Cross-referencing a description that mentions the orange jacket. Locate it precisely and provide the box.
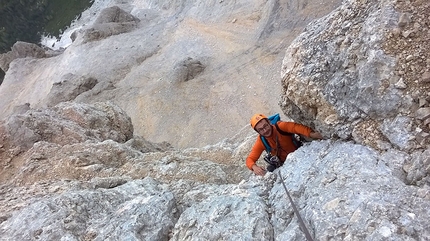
[246,121,313,170]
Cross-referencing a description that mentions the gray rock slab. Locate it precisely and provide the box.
[171,177,276,240]
[270,141,430,240]
[0,178,176,241]
[380,116,415,150]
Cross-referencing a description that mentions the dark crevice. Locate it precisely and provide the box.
[0,69,4,85]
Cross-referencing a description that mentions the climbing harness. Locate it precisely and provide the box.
[278,171,314,241]
[263,132,281,168]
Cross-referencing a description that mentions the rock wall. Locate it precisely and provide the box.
[280,0,430,188]
[0,0,429,240]
[0,102,429,240]
[280,0,430,153]
[0,0,342,148]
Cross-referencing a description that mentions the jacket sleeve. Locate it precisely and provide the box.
[245,137,266,170]
[277,121,313,137]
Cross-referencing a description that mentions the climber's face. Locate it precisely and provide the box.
[255,119,272,137]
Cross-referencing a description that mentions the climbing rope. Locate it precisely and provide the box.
[278,171,314,241]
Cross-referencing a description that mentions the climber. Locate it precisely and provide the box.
[246,114,323,176]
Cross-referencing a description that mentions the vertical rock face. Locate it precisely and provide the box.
[279,0,430,191]
[0,0,342,149]
[0,0,429,240]
[280,0,430,153]
[281,0,400,133]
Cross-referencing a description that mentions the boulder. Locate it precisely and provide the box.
[0,102,133,151]
[172,57,206,83]
[0,41,45,72]
[79,6,141,43]
[46,73,98,107]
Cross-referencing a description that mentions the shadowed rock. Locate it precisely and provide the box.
[46,73,98,107]
[173,57,206,82]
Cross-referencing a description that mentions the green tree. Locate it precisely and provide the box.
[0,0,93,54]
[0,0,48,53]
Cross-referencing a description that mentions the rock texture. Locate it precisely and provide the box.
[280,0,430,188]
[77,5,141,44]
[46,73,98,107]
[271,142,430,240]
[1,178,177,240]
[281,0,430,153]
[173,57,206,83]
[0,101,253,240]
[0,41,45,72]
[0,0,342,148]
[1,102,133,152]
[0,0,429,240]
[0,102,428,240]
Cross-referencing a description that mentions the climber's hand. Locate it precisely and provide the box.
[310,131,323,140]
[252,165,266,176]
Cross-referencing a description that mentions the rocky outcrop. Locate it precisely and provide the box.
[72,6,141,44]
[46,73,98,107]
[172,57,206,83]
[0,101,428,240]
[0,41,45,72]
[280,0,430,153]
[0,102,133,153]
[0,0,429,240]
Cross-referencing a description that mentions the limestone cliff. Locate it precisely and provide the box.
[281,0,430,185]
[0,0,342,148]
[0,0,429,240]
